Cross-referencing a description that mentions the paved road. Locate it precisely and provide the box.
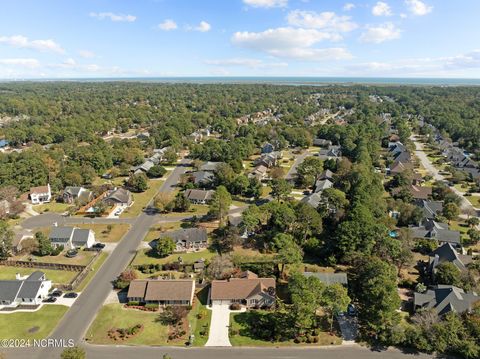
[285,151,310,182]
[3,343,437,359]
[411,135,478,214]
[30,160,191,359]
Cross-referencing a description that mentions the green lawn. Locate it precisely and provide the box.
[86,303,185,345]
[143,222,184,242]
[188,287,211,346]
[14,249,97,266]
[132,248,216,266]
[76,223,130,243]
[0,305,68,340]
[450,220,470,242]
[33,202,72,214]
[230,311,342,347]
[120,178,166,218]
[76,251,109,292]
[0,266,77,285]
[466,195,480,208]
[162,204,209,217]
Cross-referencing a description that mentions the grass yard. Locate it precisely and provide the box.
[188,287,211,346]
[162,204,210,217]
[86,303,175,345]
[232,247,274,264]
[15,249,97,266]
[466,195,480,208]
[143,222,184,242]
[0,266,77,285]
[450,220,470,243]
[0,305,68,340]
[229,311,342,347]
[120,178,166,218]
[76,251,109,292]
[76,223,130,243]
[132,248,216,266]
[92,176,128,187]
[33,202,72,214]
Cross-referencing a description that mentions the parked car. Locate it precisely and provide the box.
[66,249,78,258]
[51,290,63,297]
[93,242,106,249]
[43,297,57,303]
[347,303,357,316]
[63,292,78,298]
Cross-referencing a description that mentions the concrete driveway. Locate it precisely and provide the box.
[205,303,233,347]
[337,314,358,343]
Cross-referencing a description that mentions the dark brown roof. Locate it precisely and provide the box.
[127,279,195,302]
[410,185,432,200]
[210,277,275,300]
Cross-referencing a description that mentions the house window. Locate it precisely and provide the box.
[249,299,257,305]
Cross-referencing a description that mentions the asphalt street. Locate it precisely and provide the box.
[30,160,191,359]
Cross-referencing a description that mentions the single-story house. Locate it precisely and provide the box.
[127,279,195,305]
[191,171,215,186]
[210,271,276,308]
[390,161,413,175]
[318,169,334,181]
[49,226,96,249]
[253,152,282,168]
[29,184,51,204]
[313,138,332,148]
[199,161,223,172]
[314,179,333,193]
[249,165,268,180]
[318,145,342,160]
[103,188,133,207]
[393,185,432,200]
[159,227,208,252]
[62,186,93,204]
[416,200,443,221]
[184,189,214,204]
[428,243,473,276]
[303,272,348,286]
[410,220,461,248]
[0,271,52,308]
[414,285,479,316]
[301,192,322,209]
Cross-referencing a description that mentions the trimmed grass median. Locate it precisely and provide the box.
[0,305,68,340]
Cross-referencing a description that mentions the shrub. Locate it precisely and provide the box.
[145,303,159,310]
[127,301,140,306]
[230,303,241,310]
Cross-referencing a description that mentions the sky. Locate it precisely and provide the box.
[0,0,480,79]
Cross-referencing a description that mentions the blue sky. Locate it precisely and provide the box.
[0,0,479,78]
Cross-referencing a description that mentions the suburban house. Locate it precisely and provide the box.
[414,285,479,316]
[210,271,276,308]
[417,200,443,221]
[303,272,348,286]
[131,160,155,175]
[127,279,195,305]
[301,192,323,209]
[249,165,268,181]
[191,171,215,186]
[261,142,275,154]
[390,161,414,175]
[200,161,223,172]
[393,185,432,200]
[313,138,332,147]
[410,220,461,248]
[49,226,96,249]
[62,186,93,204]
[159,227,208,252]
[428,243,473,277]
[0,271,52,308]
[314,179,333,193]
[29,184,51,204]
[318,145,342,160]
[103,188,133,207]
[184,188,214,204]
[131,147,170,174]
[318,169,334,181]
[253,151,282,168]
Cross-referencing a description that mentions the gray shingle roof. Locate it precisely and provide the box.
[414,285,479,316]
[159,228,207,245]
[49,227,75,241]
[72,229,91,246]
[0,281,23,302]
[428,243,473,273]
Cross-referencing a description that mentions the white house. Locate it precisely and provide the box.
[49,226,96,249]
[29,184,52,204]
[0,271,52,308]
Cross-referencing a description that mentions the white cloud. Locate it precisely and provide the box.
[158,19,178,31]
[343,3,355,11]
[205,58,288,68]
[444,50,480,70]
[194,21,211,32]
[78,50,95,58]
[0,35,64,53]
[232,27,352,61]
[359,22,401,43]
[372,2,393,16]
[0,58,40,68]
[89,12,136,22]
[286,10,358,32]
[243,0,288,8]
[405,0,432,16]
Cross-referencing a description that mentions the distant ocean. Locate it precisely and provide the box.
[3,77,480,86]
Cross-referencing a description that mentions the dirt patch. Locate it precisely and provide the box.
[28,326,40,333]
